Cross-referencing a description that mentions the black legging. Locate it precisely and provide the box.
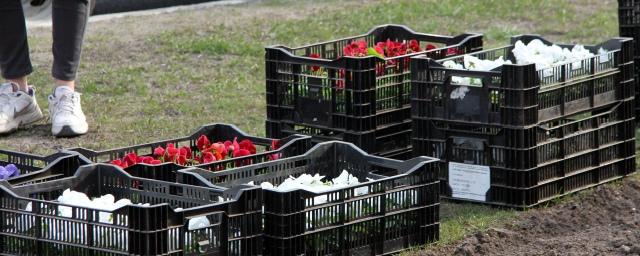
[0,0,89,81]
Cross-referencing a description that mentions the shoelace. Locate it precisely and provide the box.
[54,93,77,116]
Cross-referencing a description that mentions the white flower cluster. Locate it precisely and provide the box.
[443,55,512,86]
[512,39,607,71]
[248,170,417,230]
[249,170,369,205]
[18,189,216,251]
[442,39,610,86]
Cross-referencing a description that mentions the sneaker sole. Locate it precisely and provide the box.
[52,123,88,137]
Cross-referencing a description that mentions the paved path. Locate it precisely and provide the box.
[24,0,247,28]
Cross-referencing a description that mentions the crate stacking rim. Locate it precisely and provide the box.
[65,123,312,180]
[179,141,441,255]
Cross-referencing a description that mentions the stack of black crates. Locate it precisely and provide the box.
[265,24,482,159]
[411,35,636,208]
[619,0,640,118]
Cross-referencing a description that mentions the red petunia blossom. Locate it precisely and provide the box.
[111,159,124,167]
[179,146,193,159]
[153,146,165,157]
[177,154,187,165]
[124,153,138,167]
[231,138,240,154]
[446,47,460,56]
[239,139,257,154]
[214,151,223,161]
[202,152,216,164]
[196,135,211,151]
[166,146,179,162]
[224,141,233,152]
[409,39,420,53]
[374,45,385,57]
[233,148,251,158]
[140,156,155,164]
[150,159,162,165]
[425,44,436,51]
[271,140,281,150]
[343,40,368,57]
[212,142,227,158]
[309,53,321,72]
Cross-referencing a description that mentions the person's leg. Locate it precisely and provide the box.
[51,0,89,89]
[0,0,32,91]
[49,0,89,137]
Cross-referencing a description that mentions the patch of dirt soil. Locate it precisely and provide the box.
[423,176,640,256]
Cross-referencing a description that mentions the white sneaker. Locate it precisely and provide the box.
[0,83,44,134]
[48,88,88,137]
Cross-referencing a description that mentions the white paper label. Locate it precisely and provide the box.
[448,162,491,201]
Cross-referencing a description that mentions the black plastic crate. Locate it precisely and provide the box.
[0,149,85,184]
[180,141,440,255]
[0,163,262,255]
[618,0,640,119]
[266,24,483,157]
[411,35,634,128]
[66,123,312,181]
[4,153,91,186]
[413,98,636,208]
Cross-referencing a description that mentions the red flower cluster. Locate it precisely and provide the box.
[110,135,273,169]
[342,39,436,58]
[343,41,368,57]
[111,153,162,169]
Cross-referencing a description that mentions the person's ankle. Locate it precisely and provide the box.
[54,85,74,97]
[54,79,75,90]
[7,77,28,92]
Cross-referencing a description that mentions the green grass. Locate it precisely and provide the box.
[3,0,635,253]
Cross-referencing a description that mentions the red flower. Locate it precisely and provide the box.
[153,146,165,157]
[141,156,154,164]
[179,146,193,159]
[268,153,281,161]
[111,159,124,168]
[309,53,321,72]
[166,146,179,162]
[343,40,368,57]
[239,139,257,154]
[446,47,461,56]
[224,140,233,152]
[214,151,223,161]
[409,39,420,53]
[271,140,281,150]
[356,41,367,49]
[196,135,211,151]
[374,45,385,57]
[425,44,436,51]
[233,148,251,158]
[202,152,216,164]
[177,154,187,165]
[150,160,162,165]
[212,143,227,159]
[230,138,240,154]
[124,153,138,166]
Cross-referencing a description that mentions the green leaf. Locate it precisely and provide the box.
[367,47,385,59]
